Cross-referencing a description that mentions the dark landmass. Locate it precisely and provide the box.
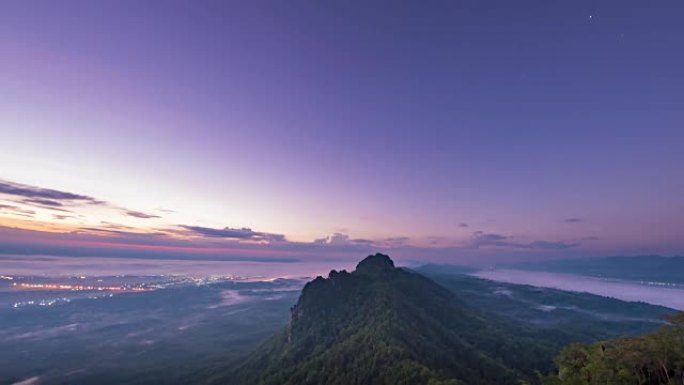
[206,254,674,385]
[1,255,676,385]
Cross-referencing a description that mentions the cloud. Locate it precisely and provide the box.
[383,236,409,246]
[124,210,161,219]
[564,218,583,223]
[81,227,131,235]
[99,221,140,231]
[19,200,73,213]
[4,212,34,218]
[0,226,304,262]
[525,240,578,250]
[314,233,351,245]
[23,198,64,207]
[0,179,167,219]
[180,225,286,242]
[0,180,101,204]
[0,222,603,269]
[459,223,469,228]
[0,203,36,216]
[350,238,374,245]
[472,232,578,250]
[312,233,381,247]
[472,233,508,247]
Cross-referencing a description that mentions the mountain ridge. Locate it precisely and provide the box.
[213,253,556,385]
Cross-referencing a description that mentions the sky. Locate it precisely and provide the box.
[1,0,683,268]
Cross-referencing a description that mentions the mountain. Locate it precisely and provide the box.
[510,256,684,284]
[210,253,558,385]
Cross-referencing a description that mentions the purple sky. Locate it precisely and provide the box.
[1,0,683,266]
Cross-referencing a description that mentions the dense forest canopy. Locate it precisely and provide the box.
[543,313,684,385]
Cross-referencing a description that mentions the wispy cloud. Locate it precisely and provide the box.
[0,226,302,262]
[312,233,379,246]
[472,232,578,250]
[0,180,102,204]
[0,179,168,220]
[22,198,64,207]
[80,227,131,235]
[314,233,350,245]
[124,210,161,219]
[0,180,110,215]
[564,218,583,223]
[0,203,36,216]
[180,225,286,242]
[525,240,578,250]
[472,233,507,247]
[383,236,410,246]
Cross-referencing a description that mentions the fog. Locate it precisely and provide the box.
[474,269,684,310]
[0,254,355,280]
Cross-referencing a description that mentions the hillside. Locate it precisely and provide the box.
[211,253,558,385]
[543,313,684,385]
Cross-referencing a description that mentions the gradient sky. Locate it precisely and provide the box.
[1,0,683,266]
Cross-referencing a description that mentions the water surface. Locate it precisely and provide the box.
[474,269,684,310]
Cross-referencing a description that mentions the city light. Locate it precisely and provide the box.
[12,282,151,292]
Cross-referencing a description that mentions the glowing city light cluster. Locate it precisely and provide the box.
[12,298,71,308]
[12,282,151,292]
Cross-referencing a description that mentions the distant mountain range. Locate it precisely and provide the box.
[510,255,684,284]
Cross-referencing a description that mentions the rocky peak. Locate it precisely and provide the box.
[354,253,395,274]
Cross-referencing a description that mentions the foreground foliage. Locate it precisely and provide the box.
[544,313,684,385]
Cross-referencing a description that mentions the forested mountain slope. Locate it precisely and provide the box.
[210,254,558,385]
[543,313,684,385]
